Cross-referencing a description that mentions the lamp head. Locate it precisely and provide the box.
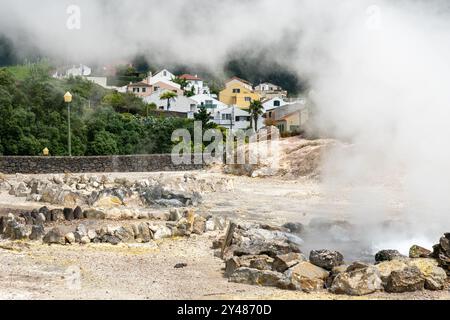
[64,92,73,103]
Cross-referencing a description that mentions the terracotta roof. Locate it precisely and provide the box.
[179,74,202,81]
[127,81,152,87]
[227,76,252,86]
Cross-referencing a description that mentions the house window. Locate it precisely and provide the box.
[232,88,241,94]
[163,71,167,76]
[236,116,250,122]
[273,100,281,107]
[268,111,273,118]
[154,86,159,91]
[142,88,146,93]
[159,106,164,110]
[222,114,231,120]
[245,97,251,102]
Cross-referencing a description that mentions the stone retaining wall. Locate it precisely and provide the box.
[0,154,204,174]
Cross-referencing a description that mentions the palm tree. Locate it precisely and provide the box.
[248,100,264,131]
[160,91,178,110]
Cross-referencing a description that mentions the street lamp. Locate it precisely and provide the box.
[64,92,73,157]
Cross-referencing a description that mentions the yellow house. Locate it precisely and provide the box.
[219,77,261,109]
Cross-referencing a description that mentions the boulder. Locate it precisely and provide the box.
[431,233,450,275]
[114,226,135,243]
[375,249,406,262]
[152,225,172,240]
[73,206,83,220]
[102,235,121,245]
[43,228,66,245]
[0,216,4,234]
[93,195,123,208]
[63,208,74,221]
[80,236,91,244]
[408,258,447,291]
[272,252,306,272]
[309,249,344,270]
[225,255,273,277]
[375,259,410,286]
[50,209,65,222]
[87,229,97,240]
[330,262,383,296]
[83,209,106,220]
[229,267,285,287]
[326,264,348,288]
[192,215,206,235]
[136,223,152,242]
[29,224,45,240]
[39,206,51,222]
[282,222,304,234]
[169,208,182,222]
[385,266,425,293]
[409,245,432,258]
[65,232,76,244]
[281,261,329,292]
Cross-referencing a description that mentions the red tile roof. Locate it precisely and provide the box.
[179,74,202,81]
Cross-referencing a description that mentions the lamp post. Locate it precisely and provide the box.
[64,92,73,157]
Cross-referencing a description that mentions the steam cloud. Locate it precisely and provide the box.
[1,0,450,253]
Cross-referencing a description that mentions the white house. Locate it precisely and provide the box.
[147,69,175,85]
[143,90,198,118]
[212,105,253,131]
[190,94,227,111]
[179,74,210,95]
[262,97,289,111]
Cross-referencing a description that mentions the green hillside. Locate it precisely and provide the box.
[0,63,194,156]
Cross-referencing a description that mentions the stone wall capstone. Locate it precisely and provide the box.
[0,154,204,174]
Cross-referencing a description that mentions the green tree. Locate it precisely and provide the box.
[88,130,119,155]
[159,91,178,110]
[248,100,264,131]
[194,105,213,129]
[172,76,188,90]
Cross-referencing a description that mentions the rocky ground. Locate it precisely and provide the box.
[0,170,449,300]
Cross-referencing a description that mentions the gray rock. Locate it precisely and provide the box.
[65,232,76,244]
[385,266,425,293]
[229,267,285,287]
[103,234,121,245]
[63,208,74,221]
[192,215,206,235]
[87,229,97,240]
[114,226,135,243]
[83,209,106,220]
[282,222,304,234]
[50,209,65,222]
[153,225,172,240]
[137,223,152,243]
[330,262,383,296]
[273,252,306,272]
[375,249,406,262]
[73,206,83,219]
[39,206,51,222]
[29,224,45,240]
[309,249,344,271]
[43,228,66,245]
[281,261,329,292]
[169,208,182,222]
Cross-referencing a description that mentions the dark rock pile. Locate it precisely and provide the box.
[431,233,450,276]
[0,208,226,246]
[216,222,450,296]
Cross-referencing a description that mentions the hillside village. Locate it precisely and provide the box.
[56,64,310,134]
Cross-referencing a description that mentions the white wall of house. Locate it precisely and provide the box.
[212,106,254,131]
[143,90,197,116]
[190,94,227,110]
[262,97,289,111]
[148,69,175,85]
